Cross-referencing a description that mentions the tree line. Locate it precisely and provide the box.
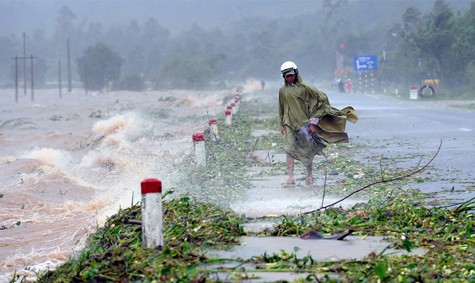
[0,0,474,95]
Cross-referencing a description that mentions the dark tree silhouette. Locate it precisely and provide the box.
[77,42,123,91]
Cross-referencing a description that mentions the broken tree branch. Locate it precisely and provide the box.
[303,139,443,214]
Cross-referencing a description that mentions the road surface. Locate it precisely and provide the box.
[324,90,474,203]
[233,89,474,217]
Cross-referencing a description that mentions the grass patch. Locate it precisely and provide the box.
[35,195,244,282]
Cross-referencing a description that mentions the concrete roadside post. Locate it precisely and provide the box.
[226,105,233,123]
[192,132,206,165]
[208,118,219,142]
[231,102,238,114]
[410,86,418,100]
[141,178,163,249]
[225,109,232,126]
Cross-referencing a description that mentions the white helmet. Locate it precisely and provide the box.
[280,61,298,74]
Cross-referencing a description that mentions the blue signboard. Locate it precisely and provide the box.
[354,55,378,71]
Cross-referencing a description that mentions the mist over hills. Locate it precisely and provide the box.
[1,0,324,36]
[1,0,472,90]
[1,0,470,37]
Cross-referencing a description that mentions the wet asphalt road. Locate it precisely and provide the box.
[234,89,473,217]
[326,90,474,202]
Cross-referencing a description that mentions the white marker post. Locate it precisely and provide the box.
[192,132,206,165]
[225,109,232,126]
[141,178,163,249]
[226,105,233,118]
[410,86,418,100]
[208,118,219,142]
[231,102,238,114]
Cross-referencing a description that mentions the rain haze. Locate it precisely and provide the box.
[1,0,474,282]
[0,0,471,84]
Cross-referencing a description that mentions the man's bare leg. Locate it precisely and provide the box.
[286,153,295,184]
[306,164,313,184]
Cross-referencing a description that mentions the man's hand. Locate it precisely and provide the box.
[280,125,285,134]
[309,124,317,134]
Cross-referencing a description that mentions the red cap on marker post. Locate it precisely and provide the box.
[225,109,232,126]
[208,118,219,142]
[141,178,162,194]
[192,132,206,165]
[192,132,204,142]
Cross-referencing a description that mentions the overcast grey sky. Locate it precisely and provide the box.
[0,0,326,36]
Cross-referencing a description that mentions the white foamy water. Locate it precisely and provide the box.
[230,175,364,218]
[0,88,234,282]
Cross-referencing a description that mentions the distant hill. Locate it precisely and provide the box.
[1,0,470,37]
[0,0,324,36]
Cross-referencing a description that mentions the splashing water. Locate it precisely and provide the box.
[23,148,73,170]
[0,89,231,282]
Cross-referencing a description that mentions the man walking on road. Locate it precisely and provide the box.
[278,61,358,186]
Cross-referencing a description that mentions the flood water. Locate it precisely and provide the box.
[208,235,426,261]
[205,235,426,283]
[0,87,237,282]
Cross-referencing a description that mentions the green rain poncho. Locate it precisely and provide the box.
[279,73,358,167]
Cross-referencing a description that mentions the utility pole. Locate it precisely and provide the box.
[84,63,88,95]
[23,32,27,95]
[58,60,62,98]
[11,55,36,102]
[12,56,19,103]
[67,36,72,92]
[30,55,34,101]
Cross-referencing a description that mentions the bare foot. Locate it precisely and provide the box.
[281,179,295,188]
[306,176,313,185]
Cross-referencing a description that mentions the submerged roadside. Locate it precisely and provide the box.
[27,89,475,282]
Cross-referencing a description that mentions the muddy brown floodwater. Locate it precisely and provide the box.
[0,88,235,282]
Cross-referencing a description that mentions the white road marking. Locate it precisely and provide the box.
[458,128,472,132]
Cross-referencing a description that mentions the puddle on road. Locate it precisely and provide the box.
[205,236,426,282]
[231,175,365,218]
[209,271,326,283]
[410,181,475,208]
[209,236,425,261]
[412,181,475,195]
